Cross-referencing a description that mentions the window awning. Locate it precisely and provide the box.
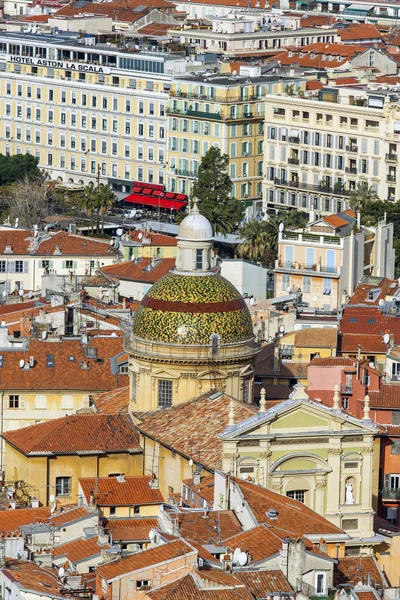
[125,193,187,211]
[344,3,374,12]
[270,293,299,304]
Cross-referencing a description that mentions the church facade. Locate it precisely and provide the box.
[220,385,380,541]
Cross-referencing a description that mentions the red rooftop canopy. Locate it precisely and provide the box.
[125,183,188,211]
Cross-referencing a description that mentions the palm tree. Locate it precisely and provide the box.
[238,220,269,263]
[207,206,232,237]
[77,184,96,233]
[350,183,379,214]
[97,185,116,234]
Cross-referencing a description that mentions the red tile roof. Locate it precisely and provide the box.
[0,230,119,257]
[177,510,242,544]
[236,479,343,536]
[347,281,398,306]
[3,414,140,456]
[306,80,324,91]
[93,387,130,414]
[369,385,400,409]
[0,507,50,535]
[79,476,163,506]
[101,258,175,283]
[224,524,282,561]
[182,474,215,505]
[53,536,109,564]
[103,518,160,542]
[95,540,195,581]
[147,572,254,600]
[0,336,128,391]
[334,556,387,588]
[323,214,351,228]
[234,570,293,596]
[338,333,388,354]
[130,229,177,246]
[136,393,257,471]
[294,328,337,348]
[333,77,360,85]
[309,357,356,367]
[55,0,174,21]
[340,24,382,41]
[1,560,65,597]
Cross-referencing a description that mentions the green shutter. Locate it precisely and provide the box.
[62,261,66,269]
[73,261,77,269]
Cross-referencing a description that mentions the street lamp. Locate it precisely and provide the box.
[312,295,318,314]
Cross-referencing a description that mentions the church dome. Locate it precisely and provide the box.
[132,271,254,346]
[177,203,214,242]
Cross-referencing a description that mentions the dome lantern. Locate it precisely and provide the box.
[175,199,214,273]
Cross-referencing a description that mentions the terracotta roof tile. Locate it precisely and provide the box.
[54,0,174,21]
[3,414,139,455]
[338,333,388,354]
[0,336,128,391]
[53,536,109,564]
[0,507,50,535]
[294,328,337,348]
[48,506,93,527]
[129,230,176,246]
[323,214,350,228]
[95,540,195,580]
[136,393,257,471]
[235,570,293,595]
[236,479,343,536]
[147,573,253,600]
[355,592,380,600]
[224,524,282,561]
[177,510,242,544]
[93,387,130,414]
[36,231,119,257]
[101,258,175,283]
[306,80,324,91]
[309,357,356,367]
[1,559,65,597]
[333,77,360,85]
[369,385,400,409]
[340,24,382,41]
[182,474,215,505]
[347,281,399,306]
[103,518,160,542]
[334,557,387,588]
[79,476,163,506]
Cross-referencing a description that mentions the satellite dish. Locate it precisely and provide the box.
[19,359,25,368]
[50,501,57,514]
[58,567,65,579]
[109,238,114,245]
[18,289,24,297]
[233,548,241,562]
[383,333,390,344]
[33,224,38,230]
[238,551,248,566]
[149,529,156,541]
[188,458,193,467]
[379,299,384,307]
[116,228,123,237]
[279,325,285,333]
[34,230,38,237]
[50,494,55,502]
[250,297,255,306]
[278,222,284,232]
[312,296,318,303]
[42,331,47,340]
[2,291,6,297]
[286,287,291,293]
[28,291,33,299]
[138,232,143,240]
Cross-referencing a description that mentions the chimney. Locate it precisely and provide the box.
[193,470,201,486]
[122,298,126,310]
[97,525,109,546]
[20,314,32,337]
[220,553,233,572]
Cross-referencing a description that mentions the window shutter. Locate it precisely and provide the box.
[62,261,66,269]
[384,473,390,488]
[49,261,54,269]
[23,261,28,273]
[3,398,8,410]
[19,396,26,409]
[74,261,77,269]
[7,261,15,273]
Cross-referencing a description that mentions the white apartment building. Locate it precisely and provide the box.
[263,87,400,215]
[0,30,202,192]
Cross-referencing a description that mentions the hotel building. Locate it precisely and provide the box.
[0,30,197,193]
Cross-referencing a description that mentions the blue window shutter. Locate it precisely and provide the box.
[23,261,28,273]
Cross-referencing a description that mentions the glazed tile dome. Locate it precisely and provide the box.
[132,271,254,345]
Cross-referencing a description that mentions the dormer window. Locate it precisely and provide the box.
[4,244,13,254]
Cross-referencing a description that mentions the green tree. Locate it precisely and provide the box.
[350,182,379,213]
[238,220,269,263]
[191,147,245,235]
[77,184,97,233]
[97,185,116,233]
[0,154,41,186]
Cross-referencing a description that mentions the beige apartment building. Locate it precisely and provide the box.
[263,87,400,215]
[167,70,306,217]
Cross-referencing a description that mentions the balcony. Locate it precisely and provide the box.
[288,157,300,165]
[346,145,358,153]
[289,136,300,143]
[279,344,294,358]
[386,153,398,162]
[273,178,351,197]
[382,487,400,500]
[345,167,357,174]
[340,384,353,395]
[387,174,397,183]
[277,259,339,272]
[175,169,197,178]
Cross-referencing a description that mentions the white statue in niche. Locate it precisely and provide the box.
[345,482,355,505]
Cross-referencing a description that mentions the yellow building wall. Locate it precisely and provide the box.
[100,504,161,518]
[4,443,142,506]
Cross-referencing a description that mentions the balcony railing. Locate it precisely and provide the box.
[175,169,197,178]
[345,167,357,174]
[273,178,352,197]
[382,487,400,500]
[346,145,358,153]
[277,260,338,273]
[387,175,397,182]
[289,136,300,143]
[288,157,300,165]
[386,153,398,161]
[340,384,353,395]
[280,231,342,246]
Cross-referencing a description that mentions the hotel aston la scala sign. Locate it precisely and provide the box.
[7,55,112,74]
